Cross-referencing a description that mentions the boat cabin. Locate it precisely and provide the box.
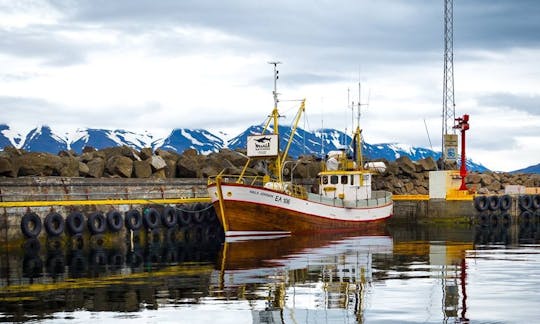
[318,171,372,201]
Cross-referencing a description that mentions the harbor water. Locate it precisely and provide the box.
[1,220,540,323]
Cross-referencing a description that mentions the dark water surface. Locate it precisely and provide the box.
[1,221,540,323]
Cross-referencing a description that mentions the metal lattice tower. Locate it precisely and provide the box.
[442,0,456,160]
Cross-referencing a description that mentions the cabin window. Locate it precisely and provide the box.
[330,175,338,184]
[351,175,354,185]
[341,175,348,184]
[322,176,328,184]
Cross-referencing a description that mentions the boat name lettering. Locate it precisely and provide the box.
[275,196,291,205]
[249,190,260,195]
[260,192,274,198]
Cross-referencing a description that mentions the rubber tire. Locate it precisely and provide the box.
[178,208,192,226]
[21,212,42,238]
[192,203,205,224]
[44,212,65,237]
[474,196,489,212]
[501,212,511,228]
[519,195,532,211]
[143,208,160,230]
[532,194,540,210]
[487,196,500,211]
[125,209,143,231]
[499,195,512,211]
[161,207,177,228]
[87,212,107,235]
[106,210,123,232]
[66,211,85,235]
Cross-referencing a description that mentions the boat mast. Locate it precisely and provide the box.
[354,81,364,170]
[269,61,283,182]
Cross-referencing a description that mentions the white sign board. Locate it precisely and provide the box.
[444,134,458,161]
[247,134,279,157]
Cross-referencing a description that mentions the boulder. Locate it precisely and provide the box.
[133,160,152,178]
[150,155,167,171]
[59,156,80,177]
[139,147,153,160]
[16,152,62,176]
[416,157,437,172]
[86,158,105,178]
[106,156,133,178]
[0,157,15,177]
[396,156,416,176]
[78,162,90,176]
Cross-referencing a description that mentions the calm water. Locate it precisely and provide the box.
[1,221,540,323]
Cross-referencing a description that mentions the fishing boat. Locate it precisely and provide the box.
[207,64,393,237]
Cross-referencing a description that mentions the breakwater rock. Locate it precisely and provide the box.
[1,146,538,194]
[371,156,540,195]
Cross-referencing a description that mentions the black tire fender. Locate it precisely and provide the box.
[66,211,85,235]
[499,195,512,211]
[519,195,532,211]
[474,196,489,212]
[106,210,123,232]
[161,206,178,228]
[87,212,107,235]
[487,196,500,211]
[44,212,65,236]
[532,194,540,210]
[143,208,160,229]
[21,212,42,238]
[125,209,143,231]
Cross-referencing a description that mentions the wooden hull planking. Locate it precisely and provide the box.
[208,183,392,235]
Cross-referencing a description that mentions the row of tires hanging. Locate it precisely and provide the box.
[474,194,540,230]
[474,194,540,212]
[20,203,218,238]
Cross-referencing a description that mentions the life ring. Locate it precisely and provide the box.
[473,196,489,212]
[519,195,532,211]
[192,203,205,224]
[125,209,142,231]
[499,195,512,211]
[106,210,123,232]
[143,208,160,229]
[161,206,178,228]
[87,212,107,235]
[44,212,65,236]
[532,194,540,210]
[21,212,42,238]
[178,207,192,226]
[66,211,85,235]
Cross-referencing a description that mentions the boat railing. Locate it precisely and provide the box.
[208,174,265,187]
[307,190,392,208]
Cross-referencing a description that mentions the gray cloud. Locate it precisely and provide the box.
[477,92,540,116]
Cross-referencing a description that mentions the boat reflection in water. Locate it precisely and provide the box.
[215,229,393,323]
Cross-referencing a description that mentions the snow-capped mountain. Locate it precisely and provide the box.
[153,129,224,155]
[0,123,492,171]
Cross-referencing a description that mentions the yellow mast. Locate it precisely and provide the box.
[269,61,283,183]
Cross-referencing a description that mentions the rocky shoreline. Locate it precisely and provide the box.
[1,146,538,195]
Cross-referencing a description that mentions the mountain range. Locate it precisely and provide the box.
[0,123,501,172]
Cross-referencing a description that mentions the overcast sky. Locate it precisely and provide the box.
[1,0,539,171]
